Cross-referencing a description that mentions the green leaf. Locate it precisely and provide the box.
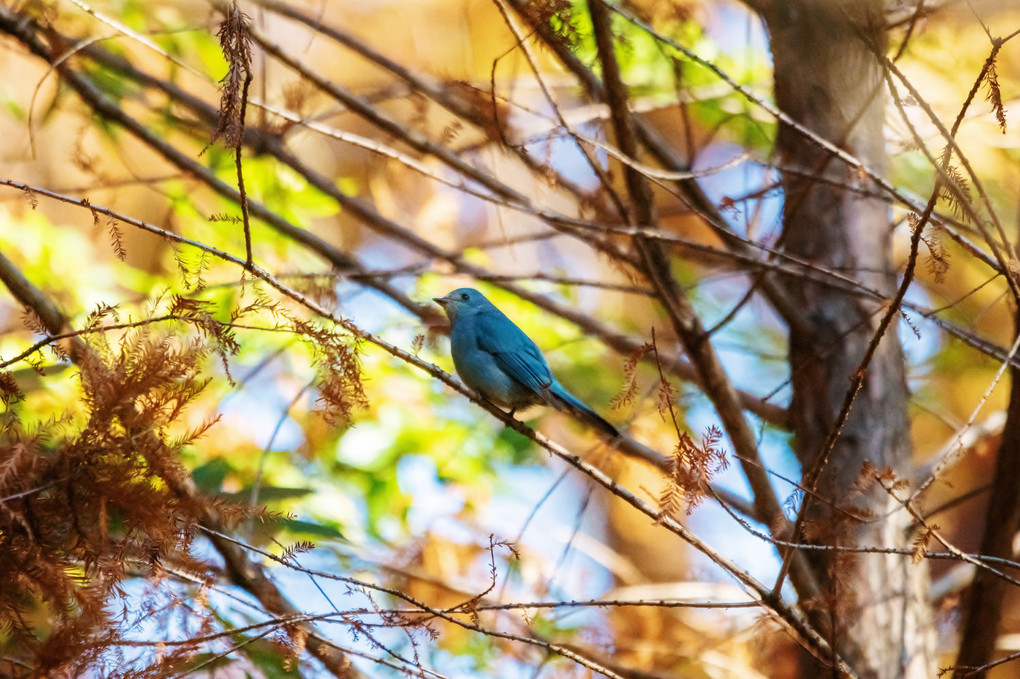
[192,457,232,492]
[279,518,347,541]
[221,486,314,503]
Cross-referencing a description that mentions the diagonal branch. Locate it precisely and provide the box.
[505,0,811,336]
[0,8,789,432]
[584,0,820,602]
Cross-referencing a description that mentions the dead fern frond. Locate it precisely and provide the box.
[208,212,243,224]
[167,295,240,383]
[21,184,38,209]
[411,334,425,355]
[21,307,49,336]
[921,223,950,283]
[911,525,938,564]
[81,302,120,332]
[853,460,879,495]
[983,59,1007,133]
[658,425,729,521]
[280,541,315,562]
[656,375,678,422]
[610,341,652,410]
[0,371,24,406]
[936,148,972,220]
[212,6,254,148]
[106,218,126,261]
[288,317,368,428]
[193,251,210,293]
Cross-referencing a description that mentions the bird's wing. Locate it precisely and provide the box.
[474,310,552,394]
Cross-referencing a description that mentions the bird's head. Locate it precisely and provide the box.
[433,288,491,322]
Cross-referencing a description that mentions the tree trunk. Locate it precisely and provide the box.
[761,2,934,676]
[953,311,1020,676]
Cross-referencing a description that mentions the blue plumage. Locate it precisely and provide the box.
[434,288,618,438]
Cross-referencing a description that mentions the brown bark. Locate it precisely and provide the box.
[953,313,1020,677]
[761,1,934,677]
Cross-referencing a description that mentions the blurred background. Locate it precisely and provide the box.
[2,0,1020,676]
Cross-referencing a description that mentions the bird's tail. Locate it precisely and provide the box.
[546,380,619,439]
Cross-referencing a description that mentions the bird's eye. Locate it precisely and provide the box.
[460,293,469,300]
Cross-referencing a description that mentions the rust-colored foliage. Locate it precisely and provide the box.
[289,317,369,427]
[982,59,1007,133]
[0,370,23,406]
[0,324,226,672]
[658,426,728,520]
[936,147,973,220]
[610,341,653,410]
[212,5,253,148]
[0,278,368,674]
[912,524,939,564]
[916,215,950,284]
[521,0,581,48]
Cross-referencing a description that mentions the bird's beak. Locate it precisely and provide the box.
[433,296,448,307]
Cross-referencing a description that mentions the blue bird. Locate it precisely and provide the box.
[434,288,618,438]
